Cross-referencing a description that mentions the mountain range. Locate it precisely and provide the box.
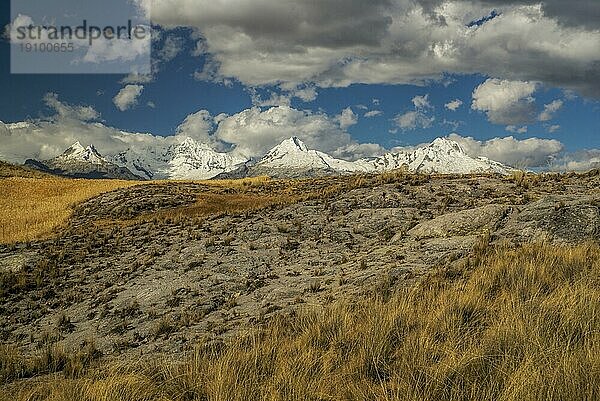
[23,136,514,180]
[24,142,144,180]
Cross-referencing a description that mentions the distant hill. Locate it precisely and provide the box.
[0,160,54,179]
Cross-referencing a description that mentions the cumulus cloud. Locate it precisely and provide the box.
[133,0,600,97]
[43,93,100,121]
[448,133,563,167]
[551,150,600,172]
[336,107,358,129]
[214,106,357,159]
[175,110,216,145]
[412,94,432,109]
[394,111,435,130]
[472,79,538,125]
[445,99,463,111]
[0,95,172,163]
[394,93,435,130]
[113,85,144,111]
[538,99,564,121]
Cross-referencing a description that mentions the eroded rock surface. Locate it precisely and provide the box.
[1,172,600,361]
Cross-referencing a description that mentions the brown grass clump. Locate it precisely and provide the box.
[3,242,600,400]
[0,177,140,243]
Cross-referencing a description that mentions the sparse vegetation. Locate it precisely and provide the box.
[2,242,600,400]
[4,166,600,400]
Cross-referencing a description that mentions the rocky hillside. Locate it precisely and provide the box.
[1,170,599,363]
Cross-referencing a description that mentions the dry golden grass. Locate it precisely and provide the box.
[0,177,141,243]
[0,161,52,179]
[3,241,599,400]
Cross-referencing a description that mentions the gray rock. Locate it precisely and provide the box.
[404,204,511,240]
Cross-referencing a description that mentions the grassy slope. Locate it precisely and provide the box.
[0,161,142,243]
[2,241,599,400]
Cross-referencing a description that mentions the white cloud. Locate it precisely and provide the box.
[280,84,318,102]
[445,99,463,111]
[175,109,216,146]
[213,106,358,159]
[412,94,431,109]
[43,93,100,121]
[113,85,144,111]
[364,110,383,118]
[472,79,538,125]
[249,85,318,107]
[336,107,358,129]
[120,73,154,85]
[332,142,386,160]
[82,37,150,65]
[442,119,462,130]
[551,150,600,172]
[157,35,185,62]
[538,99,564,121]
[448,133,563,167]
[506,125,528,134]
[393,111,434,130]
[548,124,561,133]
[250,90,292,107]
[0,95,173,163]
[133,1,600,97]
[394,93,435,130]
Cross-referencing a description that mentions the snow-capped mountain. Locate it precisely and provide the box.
[23,136,513,180]
[243,136,513,178]
[364,137,512,175]
[250,137,369,178]
[25,142,143,180]
[107,137,248,180]
[54,142,105,165]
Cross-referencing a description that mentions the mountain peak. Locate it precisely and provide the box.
[428,137,465,154]
[277,137,309,152]
[58,142,105,165]
[65,141,85,154]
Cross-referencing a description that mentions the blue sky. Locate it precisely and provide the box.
[1,0,599,168]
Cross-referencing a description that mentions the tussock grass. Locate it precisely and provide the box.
[3,242,600,400]
[0,177,140,243]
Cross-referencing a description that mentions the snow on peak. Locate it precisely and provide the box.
[429,137,466,154]
[267,137,309,156]
[107,136,248,180]
[43,136,511,180]
[258,137,367,173]
[58,142,105,165]
[366,138,511,175]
